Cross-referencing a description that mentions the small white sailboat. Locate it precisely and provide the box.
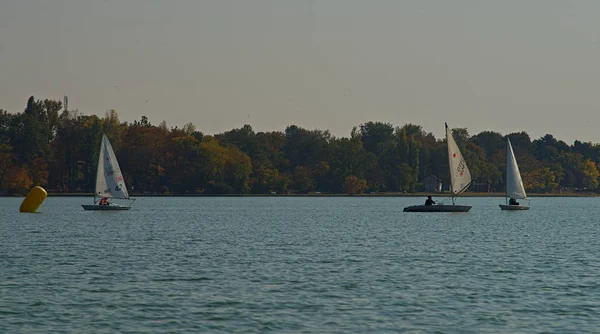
[404,123,472,212]
[82,134,135,211]
[499,138,530,210]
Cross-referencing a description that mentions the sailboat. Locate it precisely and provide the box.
[82,134,135,211]
[404,122,472,212]
[499,138,530,210]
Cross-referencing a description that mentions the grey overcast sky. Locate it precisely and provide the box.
[1,0,599,143]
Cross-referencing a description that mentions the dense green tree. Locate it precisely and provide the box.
[344,175,368,194]
[472,131,504,159]
[2,96,600,195]
[581,159,600,190]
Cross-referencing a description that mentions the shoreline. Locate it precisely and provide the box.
[2,192,598,198]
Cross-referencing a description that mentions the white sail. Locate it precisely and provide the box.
[505,138,527,199]
[446,123,472,196]
[95,134,129,199]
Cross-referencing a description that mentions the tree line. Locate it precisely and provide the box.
[1,96,600,195]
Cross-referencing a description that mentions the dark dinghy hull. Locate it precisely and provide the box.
[403,204,472,213]
[499,204,530,211]
[82,205,131,211]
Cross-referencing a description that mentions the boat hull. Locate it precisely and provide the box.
[499,204,529,210]
[403,204,472,212]
[82,205,131,211]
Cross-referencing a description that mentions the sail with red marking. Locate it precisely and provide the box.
[446,123,472,195]
[95,134,129,199]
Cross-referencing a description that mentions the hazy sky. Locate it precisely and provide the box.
[1,0,600,143]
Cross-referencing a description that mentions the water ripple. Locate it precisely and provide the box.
[2,196,600,333]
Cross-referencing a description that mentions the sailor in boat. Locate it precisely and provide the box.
[99,197,110,206]
[508,197,519,206]
[425,195,436,206]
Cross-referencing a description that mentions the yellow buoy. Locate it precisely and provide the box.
[19,186,48,213]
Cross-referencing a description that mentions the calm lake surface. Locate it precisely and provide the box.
[2,196,600,333]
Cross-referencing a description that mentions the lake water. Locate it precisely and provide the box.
[1,196,600,333]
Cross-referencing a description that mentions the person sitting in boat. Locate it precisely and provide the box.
[99,197,109,206]
[508,197,519,205]
[425,195,436,206]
